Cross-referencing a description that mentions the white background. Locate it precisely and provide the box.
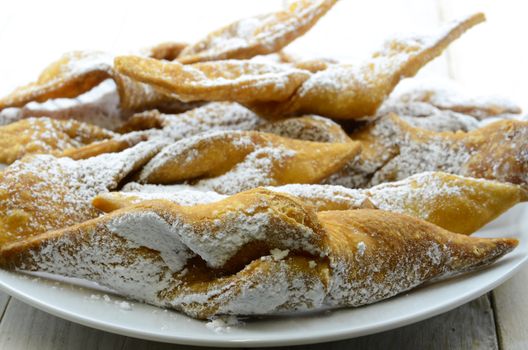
[0,0,526,110]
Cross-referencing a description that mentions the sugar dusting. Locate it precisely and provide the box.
[139,130,298,195]
[179,0,335,62]
[157,102,266,141]
[0,80,122,130]
[0,139,164,242]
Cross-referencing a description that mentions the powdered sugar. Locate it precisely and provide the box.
[157,102,266,141]
[258,115,349,142]
[0,80,122,130]
[0,139,164,244]
[393,79,522,120]
[178,0,336,63]
[205,316,242,333]
[196,146,296,194]
[139,130,301,195]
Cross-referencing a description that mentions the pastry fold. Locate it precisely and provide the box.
[177,0,337,64]
[0,188,517,319]
[94,172,527,235]
[328,115,528,189]
[138,130,361,193]
[115,14,484,121]
[0,117,115,164]
[0,139,165,245]
[0,46,195,114]
[114,57,311,104]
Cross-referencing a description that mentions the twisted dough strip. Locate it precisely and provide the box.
[0,80,123,130]
[94,172,527,235]
[374,81,523,132]
[253,13,485,119]
[121,102,348,143]
[114,58,311,104]
[177,0,337,63]
[0,188,517,319]
[327,115,528,190]
[115,14,484,120]
[138,130,360,194]
[0,117,115,164]
[0,45,193,114]
[0,140,165,245]
[118,102,266,137]
[393,84,522,120]
[257,114,350,143]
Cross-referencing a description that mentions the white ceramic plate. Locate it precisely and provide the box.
[0,204,527,348]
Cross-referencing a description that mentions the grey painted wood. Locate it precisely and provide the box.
[492,265,528,350]
[0,295,496,350]
[0,298,228,350]
[264,295,498,350]
[0,292,10,322]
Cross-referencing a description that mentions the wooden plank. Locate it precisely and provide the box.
[0,295,497,350]
[0,298,126,350]
[0,292,10,322]
[0,298,231,350]
[267,295,498,350]
[438,2,528,348]
[492,266,528,350]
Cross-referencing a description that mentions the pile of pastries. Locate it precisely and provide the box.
[0,0,526,320]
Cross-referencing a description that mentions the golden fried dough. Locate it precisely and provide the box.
[257,115,351,142]
[114,57,311,103]
[178,0,337,63]
[115,14,484,121]
[0,140,164,245]
[119,102,266,138]
[0,117,115,164]
[139,130,361,193]
[396,84,522,119]
[0,51,112,110]
[319,209,516,307]
[146,41,188,61]
[253,13,485,119]
[0,189,516,318]
[329,114,528,189]
[0,49,195,115]
[94,172,526,235]
[58,132,148,160]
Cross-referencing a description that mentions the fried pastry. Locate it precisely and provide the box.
[0,189,516,319]
[0,1,522,324]
[0,49,194,115]
[121,103,349,144]
[94,172,526,235]
[177,0,337,64]
[328,114,528,189]
[395,84,522,119]
[114,57,311,104]
[146,41,188,61]
[138,130,361,193]
[0,51,112,109]
[0,139,164,245]
[257,115,350,143]
[253,13,485,120]
[57,131,149,160]
[116,14,484,121]
[119,102,266,139]
[0,80,122,130]
[377,99,481,132]
[0,117,115,164]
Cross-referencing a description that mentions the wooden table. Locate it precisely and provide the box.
[0,0,527,349]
